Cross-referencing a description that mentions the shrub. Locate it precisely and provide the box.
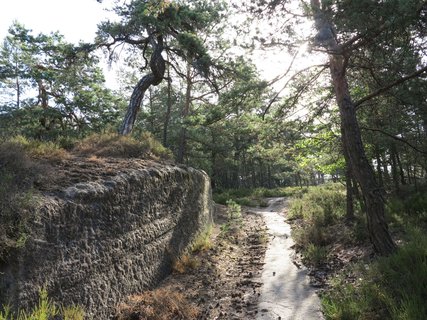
[289,184,346,249]
[7,135,69,161]
[74,132,172,160]
[304,243,328,267]
[226,199,242,221]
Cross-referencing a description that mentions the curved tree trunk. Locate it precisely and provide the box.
[311,0,396,255]
[120,36,165,135]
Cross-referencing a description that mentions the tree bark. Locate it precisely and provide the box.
[120,36,165,135]
[310,0,396,255]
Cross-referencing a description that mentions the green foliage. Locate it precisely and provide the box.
[218,199,243,234]
[304,243,328,267]
[191,224,213,253]
[322,228,427,320]
[288,183,346,224]
[0,23,122,140]
[213,187,308,207]
[7,135,69,161]
[0,289,84,320]
[384,189,427,245]
[226,199,242,221]
[288,184,352,267]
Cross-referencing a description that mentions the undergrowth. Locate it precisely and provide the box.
[289,183,427,319]
[191,225,213,253]
[288,183,348,266]
[213,186,308,207]
[219,199,243,234]
[322,227,427,320]
[0,289,84,320]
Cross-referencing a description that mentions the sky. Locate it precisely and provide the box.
[0,0,114,44]
[0,0,323,92]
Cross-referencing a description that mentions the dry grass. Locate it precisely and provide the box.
[172,254,200,274]
[115,288,199,320]
[74,132,172,160]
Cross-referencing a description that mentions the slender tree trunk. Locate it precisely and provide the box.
[375,146,384,188]
[210,131,217,189]
[15,56,20,109]
[177,61,192,163]
[16,77,20,109]
[382,154,390,186]
[163,63,172,146]
[311,0,396,255]
[390,144,400,193]
[396,152,406,185]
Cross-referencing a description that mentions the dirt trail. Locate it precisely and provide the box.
[250,198,324,320]
[115,199,324,319]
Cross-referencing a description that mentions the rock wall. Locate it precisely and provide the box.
[0,163,213,318]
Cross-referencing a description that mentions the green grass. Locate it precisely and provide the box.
[304,243,328,267]
[7,135,69,161]
[285,184,427,319]
[191,225,213,253]
[322,227,427,320]
[0,289,84,320]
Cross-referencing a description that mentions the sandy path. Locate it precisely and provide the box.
[251,198,324,320]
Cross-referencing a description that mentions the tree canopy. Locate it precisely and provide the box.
[1,0,426,256]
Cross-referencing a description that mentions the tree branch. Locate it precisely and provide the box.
[355,64,427,109]
[262,64,329,119]
[360,126,427,154]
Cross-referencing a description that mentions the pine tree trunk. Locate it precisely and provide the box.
[310,0,396,255]
[330,54,396,255]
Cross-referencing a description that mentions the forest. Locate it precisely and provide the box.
[1,0,426,319]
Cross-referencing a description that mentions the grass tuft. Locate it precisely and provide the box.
[0,289,84,320]
[191,225,213,253]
